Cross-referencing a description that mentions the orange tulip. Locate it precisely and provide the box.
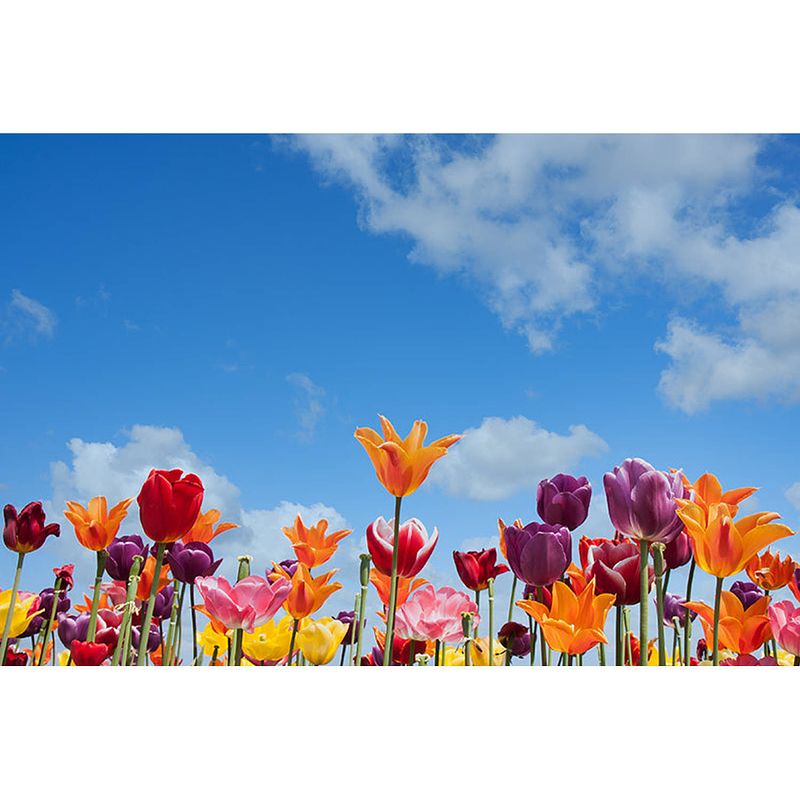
[136,555,171,602]
[281,515,352,568]
[516,579,614,655]
[64,496,133,551]
[74,592,114,614]
[745,549,796,591]
[354,415,461,498]
[370,569,428,608]
[685,591,771,654]
[274,563,342,620]
[676,500,792,578]
[680,472,757,519]
[564,563,589,595]
[181,508,238,544]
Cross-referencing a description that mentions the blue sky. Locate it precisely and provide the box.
[2,134,800,629]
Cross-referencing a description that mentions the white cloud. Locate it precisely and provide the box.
[6,289,56,338]
[293,134,800,412]
[286,372,325,442]
[786,482,800,512]
[430,415,608,501]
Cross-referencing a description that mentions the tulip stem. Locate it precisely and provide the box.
[794,655,800,667]
[462,612,473,666]
[211,644,219,666]
[164,579,181,666]
[712,576,723,666]
[639,540,650,666]
[598,642,606,666]
[536,586,548,666]
[529,618,536,666]
[382,495,403,668]
[671,617,681,665]
[474,589,481,635]
[136,542,166,666]
[190,582,199,664]
[487,578,495,666]
[287,618,300,666]
[86,549,109,643]
[230,628,242,666]
[0,552,26,666]
[354,555,370,666]
[663,567,671,596]
[36,576,63,667]
[615,604,623,666]
[622,606,632,665]
[683,559,695,667]
[652,544,666,666]
[112,555,142,666]
[507,575,518,623]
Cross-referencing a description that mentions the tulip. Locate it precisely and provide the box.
[767,600,800,660]
[369,570,427,608]
[335,610,358,646]
[242,615,299,663]
[452,548,509,593]
[685,591,771,656]
[70,640,110,666]
[393,585,479,644]
[729,581,764,610]
[444,636,505,666]
[537,473,591,531]
[498,621,531,660]
[663,530,692,570]
[137,469,204,544]
[745,549,795,592]
[181,508,238,545]
[0,589,41,640]
[281,515,352,569]
[367,516,438,579]
[130,622,161,656]
[3,648,28,666]
[197,621,229,663]
[354,415,462,500]
[23,585,71,637]
[152,584,175,621]
[195,575,291,635]
[720,653,777,666]
[296,617,348,665]
[166,541,221,584]
[63,496,132,552]
[681,472,756,518]
[584,538,653,606]
[662,593,695,628]
[504,522,571,588]
[52,564,75,591]
[517,579,614,657]
[4,502,60,553]
[106,535,149,581]
[369,629,422,667]
[273,563,342,622]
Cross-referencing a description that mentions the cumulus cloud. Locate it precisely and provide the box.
[5,289,56,339]
[786,482,800,512]
[292,134,800,412]
[287,372,326,442]
[430,415,608,501]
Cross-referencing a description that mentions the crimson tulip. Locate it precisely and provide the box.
[452,548,509,592]
[70,640,110,666]
[3,502,60,553]
[137,469,204,544]
[584,538,653,606]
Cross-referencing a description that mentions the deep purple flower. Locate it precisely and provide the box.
[57,612,92,647]
[603,458,685,544]
[166,541,221,584]
[498,621,531,658]
[276,559,298,579]
[131,622,161,653]
[22,586,71,637]
[661,592,696,628]
[152,585,175,620]
[335,610,358,646]
[730,580,764,610]
[504,522,571,588]
[106,535,149,582]
[537,474,591,531]
[663,530,692,569]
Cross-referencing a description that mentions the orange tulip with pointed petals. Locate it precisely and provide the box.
[369,569,427,608]
[281,515,352,568]
[680,472,757,519]
[685,591,771,654]
[516,578,614,655]
[181,509,238,544]
[354,415,461,498]
[676,500,792,578]
[274,564,342,620]
[64,496,133,551]
[745,549,796,592]
[135,555,171,603]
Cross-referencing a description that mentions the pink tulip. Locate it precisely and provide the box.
[195,575,290,633]
[393,584,478,643]
[366,516,438,578]
[768,599,800,656]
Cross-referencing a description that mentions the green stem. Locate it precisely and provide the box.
[86,549,108,643]
[615,604,623,666]
[230,628,242,666]
[507,575,518,623]
[623,606,632,665]
[382,496,403,667]
[794,655,800,666]
[462,612,473,666]
[712,576,723,666]
[487,578,494,666]
[598,642,606,666]
[639,540,650,666]
[653,544,666,666]
[683,558,695,667]
[36,576,63,666]
[163,580,181,666]
[536,586,548,666]
[112,555,142,666]
[190,582,199,664]
[354,554,370,666]
[671,621,678,666]
[663,567,671,596]
[287,618,299,666]
[0,552,25,665]
[136,542,166,666]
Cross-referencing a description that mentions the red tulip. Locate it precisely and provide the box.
[452,548,509,591]
[366,517,437,578]
[137,469,204,544]
[70,640,110,666]
[584,537,654,606]
[3,502,60,553]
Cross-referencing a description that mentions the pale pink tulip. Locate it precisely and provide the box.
[768,599,800,656]
[393,584,478,643]
[195,574,290,633]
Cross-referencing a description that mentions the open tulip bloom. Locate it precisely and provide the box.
[1,452,799,668]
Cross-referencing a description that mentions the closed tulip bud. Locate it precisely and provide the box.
[70,640,110,666]
[662,592,695,628]
[359,553,371,587]
[131,622,161,654]
[137,469,204,544]
[504,522,571,588]
[152,585,175,621]
[335,610,358,645]
[106,535,150,581]
[537,473,592,531]
[585,538,653,606]
[166,541,222,584]
[663,529,692,569]
[452,548,509,592]
[729,580,764,610]
[498,621,531,658]
[53,564,75,591]
[696,638,708,662]
[3,502,60,553]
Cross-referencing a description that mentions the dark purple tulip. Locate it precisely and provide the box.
[57,612,91,648]
[663,530,692,570]
[22,587,71,637]
[537,474,591,531]
[152,585,175,620]
[335,610,358,646]
[603,458,685,545]
[131,623,161,653]
[106,535,149,581]
[498,621,531,658]
[661,592,696,628]
[166,541,222,584]
[504,522,571,588]
[730,581,764,610]
[278,559,298,578]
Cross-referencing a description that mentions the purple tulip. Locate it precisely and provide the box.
[166,541,222,584]
[335,610,358,646]
[131,622,161,653]
[152,585,175,620]
[730,580,764,610]
[603,458,685,545]
[498,621,531,658]
[663,530,692,569]
[22,586,71,637]
[57,612,91,648]
[536,473,591,531]
[661,592,696,628]
[106,535,149,582]
[504,522,571,588]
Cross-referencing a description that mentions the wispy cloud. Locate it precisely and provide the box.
[286,372,326,442]
[6,289,57,340]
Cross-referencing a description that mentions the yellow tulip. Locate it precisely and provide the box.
[296,617,347,665]
[442,637,506,666]
[242,615,302,663]
[197,622,229,660]
[0,589,41,639]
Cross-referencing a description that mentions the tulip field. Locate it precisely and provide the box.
[1,414,798,667]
